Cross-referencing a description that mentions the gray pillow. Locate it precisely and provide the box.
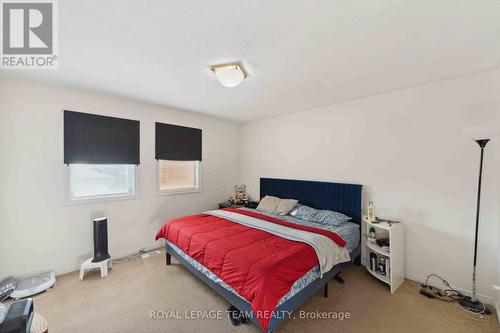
[273,198,298,216]
[292,205,317,221]
[311,209,351,226]
[256,195,280,213]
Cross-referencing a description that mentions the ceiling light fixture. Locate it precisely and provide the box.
[210,63,247,88]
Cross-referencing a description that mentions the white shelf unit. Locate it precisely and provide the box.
[364,219,404,293]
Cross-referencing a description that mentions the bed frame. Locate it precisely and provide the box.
[164,177,362,332]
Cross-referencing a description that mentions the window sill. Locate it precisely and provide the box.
[156,188,201,197]
[65,193,138,206]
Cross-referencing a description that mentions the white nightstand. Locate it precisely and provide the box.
[364,218,404,293]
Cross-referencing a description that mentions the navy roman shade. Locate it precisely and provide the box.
[64,110,140,164]
[155,122,202,161]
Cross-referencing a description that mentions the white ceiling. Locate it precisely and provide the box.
[2,0,500,122]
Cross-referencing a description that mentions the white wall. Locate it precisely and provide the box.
[240,69,500,301]
[0,78,240,277]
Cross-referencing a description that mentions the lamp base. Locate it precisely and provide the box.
[458,296,491,315]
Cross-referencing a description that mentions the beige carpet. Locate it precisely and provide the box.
[32,250,498,333]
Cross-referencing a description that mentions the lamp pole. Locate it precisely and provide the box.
[472,139,489,301]
[458,139,491,314]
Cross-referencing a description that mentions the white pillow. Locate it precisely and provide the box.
[256,195,280,213]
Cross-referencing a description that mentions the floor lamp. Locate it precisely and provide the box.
[457,139,492,314]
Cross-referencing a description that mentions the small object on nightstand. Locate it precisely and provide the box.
[378,257,386,275]
[376,238,389,248]
[369,253,377,271]
[368,227,376,241]
[218,201,258,209]
[367,201,376,222]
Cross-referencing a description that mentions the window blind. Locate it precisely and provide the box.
[64,110,140,164]
[69,164,136,199]
[155,122,202,161]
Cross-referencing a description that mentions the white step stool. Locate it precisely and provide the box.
[79,258,112,280]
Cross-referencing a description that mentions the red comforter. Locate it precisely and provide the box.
[155,208,345,332]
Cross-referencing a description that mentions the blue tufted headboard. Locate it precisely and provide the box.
[260,178,362,225]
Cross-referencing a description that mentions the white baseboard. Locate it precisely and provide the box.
[405,272,494,305]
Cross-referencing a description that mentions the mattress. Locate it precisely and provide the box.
[166,208,360,306]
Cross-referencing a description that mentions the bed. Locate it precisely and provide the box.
[157,178,362,332]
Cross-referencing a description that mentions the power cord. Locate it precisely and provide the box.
[112,248,162,264]
[111,250,144,264]
[419,274,490,321]
[420,274,463,302]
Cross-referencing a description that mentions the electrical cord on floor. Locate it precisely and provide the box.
[113,248,164,264]
[111,251,144,264]
[419,274,489,322]
[420,274,463,301]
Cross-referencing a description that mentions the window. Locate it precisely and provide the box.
[68,164,136,201]
[158,160,200,194]
[154,122,202,195]
[64,111,140,203]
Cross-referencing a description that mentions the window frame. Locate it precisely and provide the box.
[156,160,202,196]
[65,164,138,205]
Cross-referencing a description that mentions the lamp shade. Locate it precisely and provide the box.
[211,63,246,88]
